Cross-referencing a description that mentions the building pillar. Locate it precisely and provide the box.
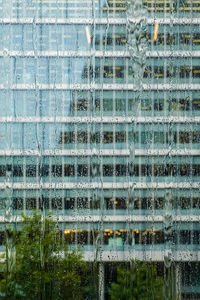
[175,263,181,300]
[98,262,104,300]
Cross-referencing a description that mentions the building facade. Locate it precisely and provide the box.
[0,0,199,299]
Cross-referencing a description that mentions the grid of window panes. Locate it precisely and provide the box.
[0,1,199,298]
[0,0,199,18]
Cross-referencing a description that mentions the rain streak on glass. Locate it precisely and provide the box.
[0,0,199,299]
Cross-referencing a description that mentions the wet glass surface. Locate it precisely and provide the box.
[0,0,199,299]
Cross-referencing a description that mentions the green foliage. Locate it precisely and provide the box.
[109,260,164,300]
[0,212,89,300]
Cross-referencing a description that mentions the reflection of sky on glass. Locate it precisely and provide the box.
[0,0,107,18]
[0,22,94,151]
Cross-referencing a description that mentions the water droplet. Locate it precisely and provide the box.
[164,250,172,268]
[129,145,135,161]
[3,48,8,57]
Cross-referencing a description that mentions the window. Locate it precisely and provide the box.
[26,165,36,177]
[38,198,49,210]
[13,198,23,210]
[0,166,6,177]
[77,165,88,177]
[52,198,63,210]
[26,198,36,210]
[51,165,62,177]
[104,132,113,143]
[64,197,75,210]
[103,165,114,176]
[64,165,75,176]
[13,166,23,177]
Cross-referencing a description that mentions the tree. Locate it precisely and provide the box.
[0,212,89,300]
[109,260,164,300]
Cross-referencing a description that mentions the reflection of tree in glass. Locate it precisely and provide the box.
[0,212,89,300]
[109,260,164,300]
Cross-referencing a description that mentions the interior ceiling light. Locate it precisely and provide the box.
[153,23,159,42]
[85,26,91,44]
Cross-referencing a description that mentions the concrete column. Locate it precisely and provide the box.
[175,263,181,300]
[98,262,104,300]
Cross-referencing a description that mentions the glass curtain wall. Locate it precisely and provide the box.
[0,0,199,299]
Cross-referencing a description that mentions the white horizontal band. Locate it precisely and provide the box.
[0,50,199,58]
[0,149,129,156]
[1,116,200,123]
[0,215,199,223]
[56,215,200,223]
[83,250,200,262]
[3,83,200,91]
[0,149,199,157]
[0,182,198,190]
[0,250,198,262]
[0,18,198,25]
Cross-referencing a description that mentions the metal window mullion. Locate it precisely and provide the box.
[113,122,116,153]
[190,56,193,86]
[126,122,128,151]
[75,224,78,250]
[23,189,26,213]
[189,117,193,151]
[24,189,27,212]
[62,181,64,212]
[75,156,77,191]
[88,90,91,118]
[138,122,141,150]
[86,223,89,247]
[113,124,116,188]
[23,154,26,184]
[49,188,52,211]
[61,123,64,150]
[36,155,39,186]
[75,123,77,152]
[113,189,116,215]
[164,90,168,118]
[113,57,115,85]
[36,188,39,210]
[112,23,115,53]
[139,156,142,188]
[87,189,90,211]
[72,90,76,117]
[126,57,129,85]
[113,90,115,119]
[189,90,192,118]
[87,151,90,183]
[61,156,64,212]
[177,120,180,149]
[20,58,24,85]
[164,56,167,87]
[22,0,27,19]
[60,90,63,119]
[49,155,52,187]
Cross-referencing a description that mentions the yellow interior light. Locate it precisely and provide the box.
[153,23,159,42]
[116,231,121,235]
[85,26,91,45]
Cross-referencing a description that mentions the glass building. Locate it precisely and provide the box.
[0,0,200,299]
